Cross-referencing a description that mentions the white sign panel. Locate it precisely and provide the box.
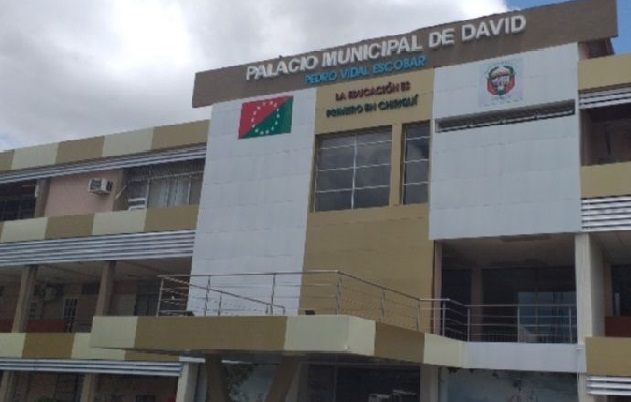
[479,58,523,107]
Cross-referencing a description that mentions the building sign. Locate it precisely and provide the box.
[238,96,293,139]
[479,59,523,107]
[193,0,617,107]
[326,80,418,118]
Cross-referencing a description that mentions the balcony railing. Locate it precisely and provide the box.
[157,271,577,344]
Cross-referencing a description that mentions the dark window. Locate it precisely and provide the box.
[402,123,430,204]
[315,128,391,212]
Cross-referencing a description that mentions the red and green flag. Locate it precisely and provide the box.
[238,95,293,139]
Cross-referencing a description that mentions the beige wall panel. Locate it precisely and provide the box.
[93,209,147,235]
[144,205,199,232]
[56,136,105,164]
[22,333,74,358]
[134,316,287,352]
[71,333,126,360]
[579,54,631,91]
[44,170,120,217]
[0,217,47,243]
[45,214,94,239]
[581,163,631,198]
[102,128,154,157]
[586,337,631,376]
[0,334,26,358]
[11,143,58,170]
[0,150,14,172]
[151,120,209,150]
[91,316,138,349]
[315,70,433,134]
[423,333,465,367]
[373,322,424,363]
[304,205,433,297]
[125,351,179,362]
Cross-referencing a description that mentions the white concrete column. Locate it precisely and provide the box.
[575,233,607,402]
[177,363,200,402]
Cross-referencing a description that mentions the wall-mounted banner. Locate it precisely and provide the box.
[479,59,523,107]
[238,96,294,139]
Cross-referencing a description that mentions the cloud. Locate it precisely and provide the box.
[0,0,507,151]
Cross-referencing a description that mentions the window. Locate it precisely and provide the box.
[126,160,204,209]
[0,181,37,222]
[63,298,78,332]
[402,123,430,204]
[134,280,161,316]
[314,128,391,212]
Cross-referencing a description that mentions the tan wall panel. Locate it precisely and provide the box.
[93,209,147,235]
[144,205,199,232]
[581,163,631,198]
[579,54,631,91]
[45,214,94,239]
[56,136,105,164]
[373,322,424,363]
[11,143,58,170]
[586,336,631,376]
[134,317,287,351]
[0,217,48,243]
[125,351,179,362]
[0,334,26,358]
[303,205,433,331]
[151,120,209,150]
[102,128,154,158]
[315,70,433,134]
[0,150,14,172]
[22,333,74,358]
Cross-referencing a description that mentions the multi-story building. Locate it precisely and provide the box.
[0,0,630,400]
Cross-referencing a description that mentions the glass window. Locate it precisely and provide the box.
[315,128,391,212]
[126,160,204,209]
[402,123,430,204]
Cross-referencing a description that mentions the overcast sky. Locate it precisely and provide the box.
[1,0,627,152]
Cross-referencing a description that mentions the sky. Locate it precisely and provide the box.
[0,0,628,152]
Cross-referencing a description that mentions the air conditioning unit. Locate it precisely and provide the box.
[127,197,148,210]
[88,178,113,195]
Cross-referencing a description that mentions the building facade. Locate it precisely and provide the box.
[1,0,630,401]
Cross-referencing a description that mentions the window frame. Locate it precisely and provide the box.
[402,123,431,205]
[314,127,392,212]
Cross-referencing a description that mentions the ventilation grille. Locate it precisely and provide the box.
[0,358,181,377]
[580,87,631,110]
[588,376,631,396]
[582,196,631,231]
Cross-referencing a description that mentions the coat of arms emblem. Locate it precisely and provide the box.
[486,64,516,96]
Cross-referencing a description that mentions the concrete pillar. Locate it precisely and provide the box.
[470,266,483,341]
[420,365,439,402]
[205,355,230,402]
[432,242,443,334]
[80,261,116,402]
[176,363,200,402]
[265,357,303,402]
[0,373,18,402]
[0,265,38,400]
[12,265,38,332]
[576,234,607,402]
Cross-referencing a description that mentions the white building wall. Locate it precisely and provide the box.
[430,44,581,240]
[190,89,317,314]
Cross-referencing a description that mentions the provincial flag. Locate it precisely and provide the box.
[238,95,294,139]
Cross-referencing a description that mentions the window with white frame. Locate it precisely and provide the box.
[402,123,430,204]
[314,128,391,212]
[126,160,204,209]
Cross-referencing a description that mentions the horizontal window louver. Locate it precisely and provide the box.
[0,145,206,185]
[0,358,181,377]
[0,231,195,267]
[436,101,575,133]
[582,197,631,231]
[580,87,631,109]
